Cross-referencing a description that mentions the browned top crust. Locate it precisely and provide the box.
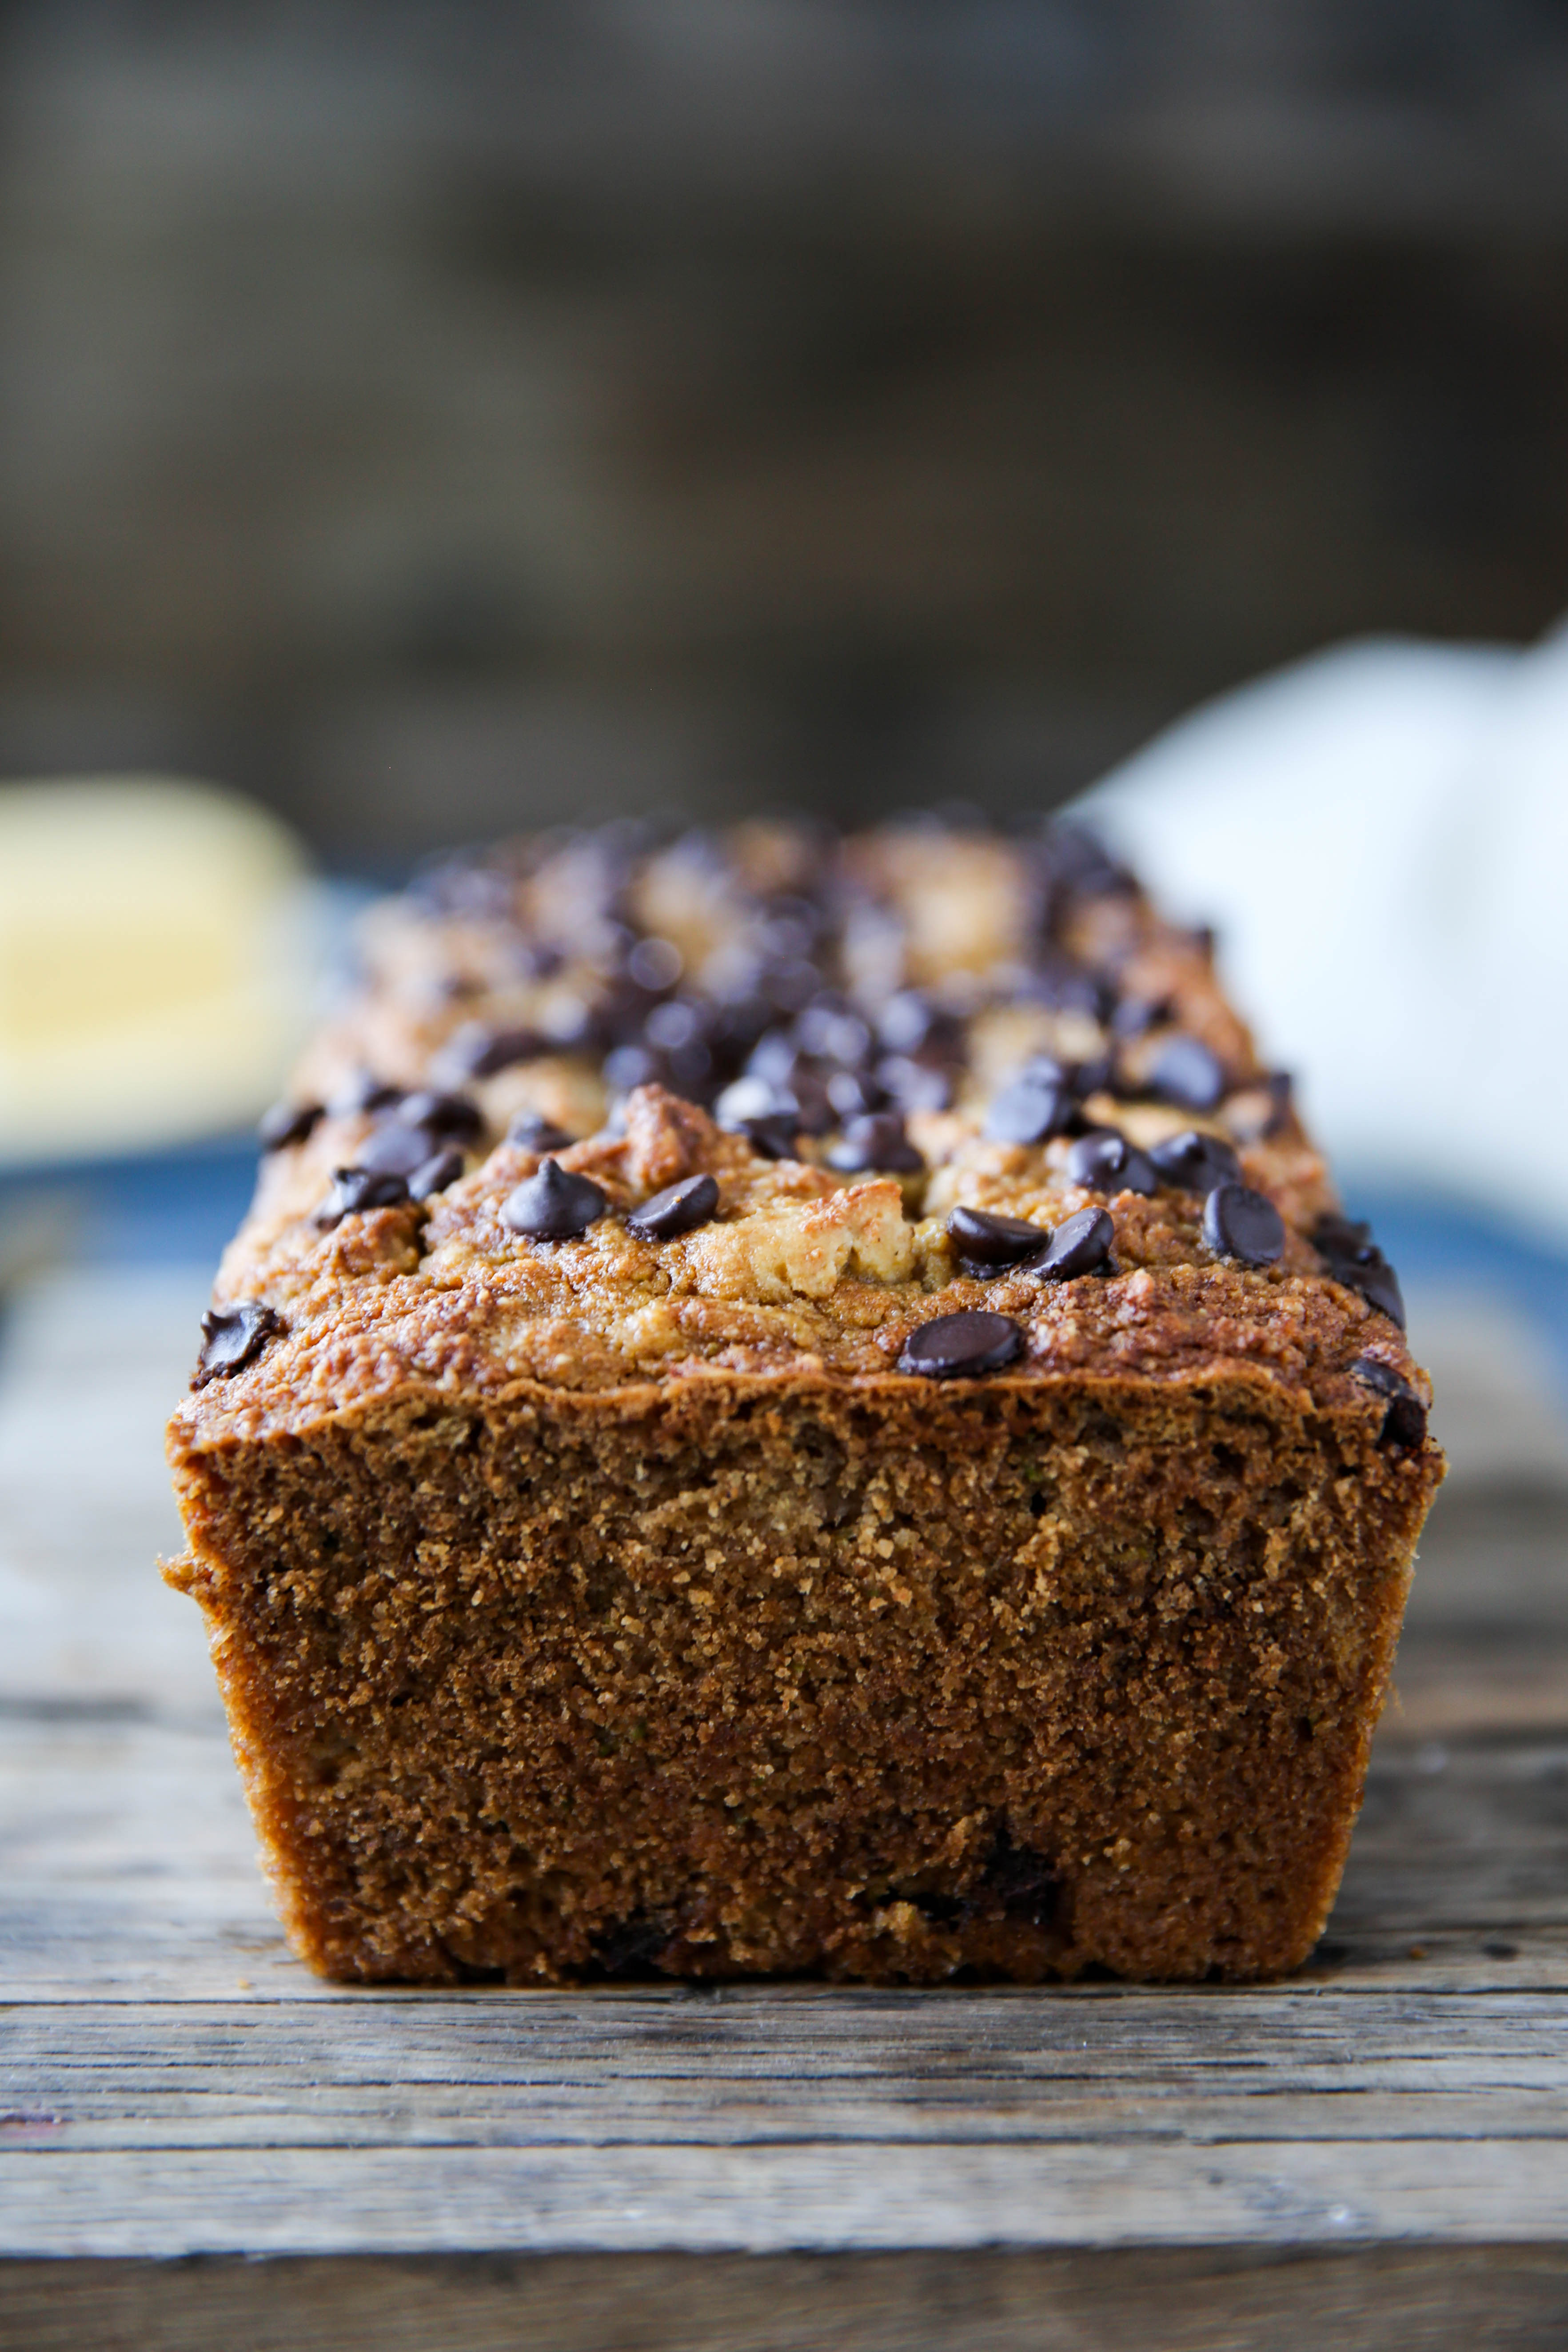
[172,817,1430,1449]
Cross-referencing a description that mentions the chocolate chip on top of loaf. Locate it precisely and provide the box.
[167,815,1441,1990]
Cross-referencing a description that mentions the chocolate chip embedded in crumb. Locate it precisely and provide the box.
[1027,1205,1115,1282]
[1312,1214,1407,1330]
[898,1310,1024,1378]
[315,1167,412,1228]
[1147,1129,1241,1195]
[358,1120,446,1178]
[732,1112,802,1162]
[436,1021,545,1082]
[408,1146,465,1201]
[507,1110,575,1153]
[1065,1130,1158,1197]
[193,1301,283,1387]
[946,1205,1049,1269]
[1202,1182,1285,1267]
[1351,1354,1428,1450]
[626,1172,720,1241]
[501,1157,608,1240]
[327,1071,403,1117]
[983,1076,1073,1147]
[397,1089,485,1140]
[827,1112,923,1174]
[257,1099,322,1152]
[1145,1034,1227,1113]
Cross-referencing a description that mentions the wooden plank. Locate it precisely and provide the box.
[4,1992,1568,2153]
[4,2245,1567,2352]
[3,2136,1567,2258]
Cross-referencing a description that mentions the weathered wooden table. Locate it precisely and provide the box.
[3,1270,1567,2348]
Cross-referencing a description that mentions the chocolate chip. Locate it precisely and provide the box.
[626,1172,720,1241]
[258,1099,322,1151]
[436,1022,545,1082]
[1312,1214,1407,1329]
[501,1157,608,1240]
[875,1055,954,1114]
[408,1147,465,1201]
[1145,1034,1227,1112]
[733,1113,802,1161]
[314,1166,412,1227]
[327,1071,403,1117]
[192,1300,283,1387]
[1203,1182,1285,1267]
[1147,1129,1241,1194]
[357,1120,446,1178]
[946,1205,1049,1268]
[507,1110,575,1153]
[984,1076,1073,1147]
[1027,1205,1115,1281]
[396,1089,485,1140]
[898,1309,1024,1378]
[1351,1354,1428,1449]
[826,1067,886,1119]
[827,1112,923,1174]
[603,1043,663,1094]
[1065,1130,1158,1197]
[878,991,963,1059]
[975,1829,1061,1928]
[626,936,683,992]
[1111,994,1170,1040]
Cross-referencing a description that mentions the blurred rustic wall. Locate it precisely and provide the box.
[3,2,1568,859]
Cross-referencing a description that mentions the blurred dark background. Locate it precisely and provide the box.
[4,0,1568,863]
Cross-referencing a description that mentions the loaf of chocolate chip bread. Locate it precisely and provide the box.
[165,816,1442,1984]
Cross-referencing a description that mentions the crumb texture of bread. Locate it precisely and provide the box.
[168,818,1443,1984]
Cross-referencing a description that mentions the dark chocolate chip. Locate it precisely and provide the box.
[1312,1215,1407,1330]
[875,1055,954,1114]
[1111,994,1170,1040]
[193,1300,284,1387]
[507,1110,575,1153]
[878,991,963,1059]
[1350,1354,1428,1449]
[734,1113,802,1162]
[975,1829,1062,1929]
[408,1146,465,1201]
[1349,1254,1406,1328]
[1202,1182,1285,1267]
[357,1119,447,1178]
[1027,1205,1115,1282]
[501,1157,608,1241]
[602,1043,663,1094]
[626,936,683,992]
[898,1309,1024,1378]
[946,1204,1049,1268]
[437,1021,545,1081]
[1147,1129,1241,1194]
[826,1067,886,1119]
[589,1912,672,1979]
[396,1089,485,1140]
[827,1112,923,1174]
[327,1071,403,1117]
[626,1172,720,1241]
[984,1076,1073,1147]
[315,1166,412,1227]
[1145,1034,1227,1112]
[1065,1130,1158,1197]
[257,1099,322,1151]
[794,1004,872,1066]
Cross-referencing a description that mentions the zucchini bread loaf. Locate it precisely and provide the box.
[166,815,1442,1984]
